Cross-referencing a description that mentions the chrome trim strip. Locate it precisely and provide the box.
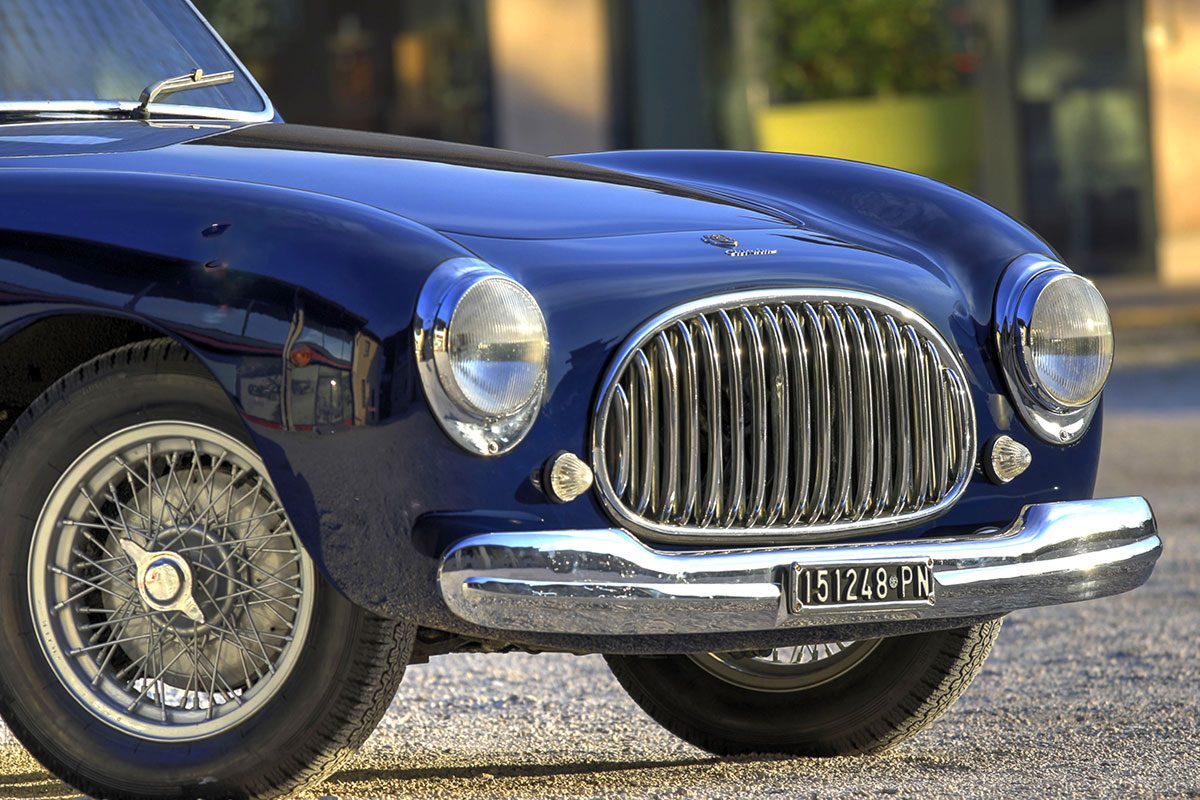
[182,0,276,121]
[438,497,1161,636]
[591,289,977,544]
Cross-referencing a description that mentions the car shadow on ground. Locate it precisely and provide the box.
[328,754,729,783]
[0,747,979,800]
[311,747,983,799]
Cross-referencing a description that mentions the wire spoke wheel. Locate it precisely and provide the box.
[28,421,316,741]
[689,640,882,692]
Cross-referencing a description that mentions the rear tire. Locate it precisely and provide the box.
[607,621,1002,756]
[0,340,414,800]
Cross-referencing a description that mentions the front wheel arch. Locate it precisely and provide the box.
[0,338,413,799]
[0,312,167,440]
[0,321,355,611]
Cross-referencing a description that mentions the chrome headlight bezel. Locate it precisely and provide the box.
[995,254,1113,444]
[414,258,549,456]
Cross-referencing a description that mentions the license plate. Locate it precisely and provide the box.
[789,561,935,612]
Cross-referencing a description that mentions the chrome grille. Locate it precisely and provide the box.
[591,290,976,543]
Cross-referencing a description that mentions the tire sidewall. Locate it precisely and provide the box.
[0,351,380,798]
[608,626,989,756]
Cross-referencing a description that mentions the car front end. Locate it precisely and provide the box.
[0,1,1163,789]
[406,219,1159,653]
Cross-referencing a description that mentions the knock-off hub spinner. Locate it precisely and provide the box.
[120,539,206,623]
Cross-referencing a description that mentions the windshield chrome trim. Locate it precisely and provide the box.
[0,0,275,124]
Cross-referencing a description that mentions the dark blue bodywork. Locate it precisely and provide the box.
[0,120,1099,652]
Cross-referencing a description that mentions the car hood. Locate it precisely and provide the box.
[0,121,799,240]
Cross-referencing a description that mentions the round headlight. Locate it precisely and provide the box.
[414,258,550,456]
[996,255,1113,445]
[445,277,548,416]
[1024,274,1113,409]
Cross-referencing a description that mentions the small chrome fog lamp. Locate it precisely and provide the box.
[985,435,1032,484]
[543,451,594,503]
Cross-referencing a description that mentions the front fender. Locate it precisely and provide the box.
[0,168,470,613]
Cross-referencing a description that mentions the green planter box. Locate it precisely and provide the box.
[755,92,979,190]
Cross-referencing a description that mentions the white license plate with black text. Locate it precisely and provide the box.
[789,561,935,612]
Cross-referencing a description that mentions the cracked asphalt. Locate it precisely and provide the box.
[0,351,1196,799]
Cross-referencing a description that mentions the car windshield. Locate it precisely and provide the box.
[0,0,265,117]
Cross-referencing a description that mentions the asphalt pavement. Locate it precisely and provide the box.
[0,342,1196,799]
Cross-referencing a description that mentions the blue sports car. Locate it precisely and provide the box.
[0,2,1161,798]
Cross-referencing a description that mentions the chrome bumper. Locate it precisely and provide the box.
[437,497,1161,636]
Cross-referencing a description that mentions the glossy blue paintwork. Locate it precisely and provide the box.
[0,119,1101,652]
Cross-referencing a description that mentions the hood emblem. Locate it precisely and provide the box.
[702,233,739,249]
[702,233,778,258]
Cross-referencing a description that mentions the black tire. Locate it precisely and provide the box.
[606,621,1002,757]
[0,339,414,800]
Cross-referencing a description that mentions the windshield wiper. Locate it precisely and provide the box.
[138,68,233,117]
[0,69,238,124]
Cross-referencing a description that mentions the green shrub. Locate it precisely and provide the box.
[769,0,968,102]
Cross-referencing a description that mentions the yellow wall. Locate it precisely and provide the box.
[486,0,611,155]
[755,93,979,190]
[1146,0,1200,284]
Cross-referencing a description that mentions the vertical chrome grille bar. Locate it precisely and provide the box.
[863,309,892,512]
[844,307,874,519]
[780,305,811,524]
[906,326,932,507]
[824,304,854,518]
[946,368,971,491]
[656,331,680,520]
[760,306,790,524]
[676,321,701,523]
[717,310,745,525]
[884,316,911,514]
[624,373,638,506]
[611,383,630,498]
[925,342,950,497]
[804,303,832,520]
[741,307,769,524]
[594,291,975,542]
[944,375,959,489]
[632,350,655,515]
[696,314,723,525]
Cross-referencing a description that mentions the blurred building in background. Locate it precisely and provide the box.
[195,0,1199,285]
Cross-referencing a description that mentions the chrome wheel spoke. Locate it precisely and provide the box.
[691,638,882,692]
[30,422,315,741]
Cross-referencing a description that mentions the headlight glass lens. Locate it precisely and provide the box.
[446,278,548,416]
[1026,275,1113,408]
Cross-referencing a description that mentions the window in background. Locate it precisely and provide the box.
[1014,0,1156,276]
[194,0,493,144]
